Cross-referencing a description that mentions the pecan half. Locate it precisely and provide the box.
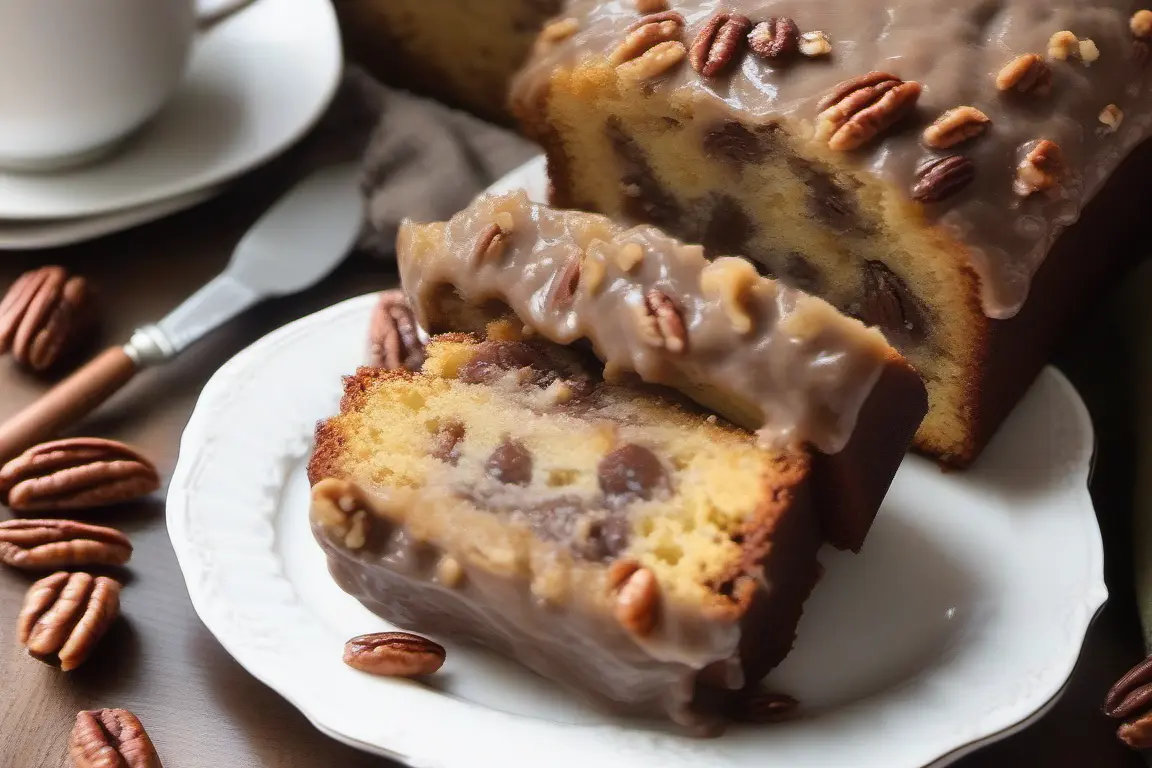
[368,289,426,371]
[614,565,658,635]
[1013,139,1063,196]
[70,708,162,768]
[635,290,687,353]
[617,40,687,82]
[748,18,799,61]
[733,690,799,722]
[1105,654,1152,749]
[912,156,976,203]
[19,571,120,670]
[922,106,991,149]
[0,266,97,373]
[0,519,131,570]
[859,261,926,347]
[0,438,159,513]
[995,53,1051,94]
[611,13,684,65]
[343,631,446,677]
[815,72,922,151]
[689,11,752,77]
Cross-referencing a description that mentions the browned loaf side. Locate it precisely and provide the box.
[511,0,1152,465]
[308,331,823,730]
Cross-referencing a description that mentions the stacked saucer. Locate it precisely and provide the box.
[0,0,341,250]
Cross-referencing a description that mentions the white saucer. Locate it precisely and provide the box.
[0,186,220,250]
[0,0,340,221]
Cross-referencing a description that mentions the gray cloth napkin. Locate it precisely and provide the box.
[265,65,537,257]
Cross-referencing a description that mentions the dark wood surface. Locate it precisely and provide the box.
[0,178,1145,768]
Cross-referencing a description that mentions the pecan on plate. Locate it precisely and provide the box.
[0,265,97,373]
[815,72,922,151]
[343,631,446,677]
[0,519,131,570]
[368,289,426,371]
[748,18,799,61]
[0,437,159,513]
[613,564,659,636]
[1105,653,1152,749]
[1013,139,1064,196]
[19,571,120,670]
[922,106,991,149]
[690,11,752,76]
[635,289,688,353]
[912,156,976,203]
[70,708,163,768]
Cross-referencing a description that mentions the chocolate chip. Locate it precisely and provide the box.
[598,444,667,505]
[458,341,550,384]
[583,513,631,561]
[859,261,927,347]
[486,439,533,485]
[788,158,872,235]
[781,253,823,293]
[703,120,779,166]
[700,195,756,257]
[432,422,465,465]
[606,116,682,229]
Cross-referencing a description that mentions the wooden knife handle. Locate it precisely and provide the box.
[0,346,139,462]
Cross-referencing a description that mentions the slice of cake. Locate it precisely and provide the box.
[510,1,1152,465]
[309,331,823,730]
[335,0,562,123]
[396,190,927,551]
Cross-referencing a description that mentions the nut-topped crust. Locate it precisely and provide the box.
[514,0,1152,320]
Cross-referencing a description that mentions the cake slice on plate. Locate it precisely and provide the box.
[396,190,927,551]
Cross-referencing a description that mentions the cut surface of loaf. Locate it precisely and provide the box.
[396,190,927,550]
[334,0,561,123]
[308,331,822,729]
[511,0,1152,465]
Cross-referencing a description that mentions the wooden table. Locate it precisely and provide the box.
[0,179,1145,767]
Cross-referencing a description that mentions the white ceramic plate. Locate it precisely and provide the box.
[0,0,340,221]
[0,187,220,250]
[168,289,1107,768]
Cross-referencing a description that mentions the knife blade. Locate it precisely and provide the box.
[0,163,363,462]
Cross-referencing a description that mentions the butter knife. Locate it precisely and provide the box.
[0,163,363,462]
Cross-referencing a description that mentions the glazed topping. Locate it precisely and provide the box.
[514,0,1152,319]
[398,190,897,454]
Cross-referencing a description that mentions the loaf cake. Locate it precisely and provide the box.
[511,1,1152,465]
[309,330,822,729]
[334,0,561,123]
[396,190,927,551]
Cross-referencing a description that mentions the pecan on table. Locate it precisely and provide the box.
[343,631,446,677]
[635,290,687,353]
[0,518,132,570]
[18,571,120,670]
[0,437,160,513]
[70,708,163,768]
[690,11,752,77]
[815,72,922,151]
[1105,654,1152,749]
[0,265,97,372]
[368,289,426,371]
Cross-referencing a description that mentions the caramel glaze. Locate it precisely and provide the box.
[513,0,1152,318]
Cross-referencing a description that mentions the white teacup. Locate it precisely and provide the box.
[0,0,251,172]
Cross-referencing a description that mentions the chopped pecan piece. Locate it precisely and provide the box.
[922,106,991,149]
[1099,104,1124,133]
[1048,30,1079,60]
[472,216,514,265]
[368,289,426,371]
[70,709,163,768]
[551,254,583,306]
[0,519,131,570]
[343,631,446,677]
[689,11,752,76]
[995,53,1051,94]
[635,290,687,353]
[1133,10,1152,39]
[0,437,160,513]
[799,30,832,57]
[748,18,799,61]
[0,266,97,373]
[617,40,687,82]
[912,156,976,203]
[815,72,922,151]
[19,571,120,670]
[614,565,659,635]
[700,257,759,333]
[1013,139,1064,196]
